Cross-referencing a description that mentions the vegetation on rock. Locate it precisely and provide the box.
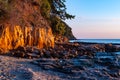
[0,0,55,53]
[50,15,75,39]
[0,0,75,52]
[40,0,76,39]
[0,0,75,40]
[48,0,75,20]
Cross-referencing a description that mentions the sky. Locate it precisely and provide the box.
[65,0,120,39]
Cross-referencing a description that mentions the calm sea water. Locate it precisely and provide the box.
[70,39,120,44]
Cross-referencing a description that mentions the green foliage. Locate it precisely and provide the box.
[0,0,75,38]
[0,0,10,22]
[41,0,51,19]
[48,0,75,20]
[41,0,74,35]
[63,22,76,39]
[50,15,75,39]
[40,0,75,36]
[50,16,65,35]
[55,22,65,35]
[40,0,74,35]
[40,0,75,20]
[0,0,10,10]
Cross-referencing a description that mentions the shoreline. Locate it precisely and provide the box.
[1,42,120,59]
[0,42,120,80]
[69,40,120,45]
[69,39,120,45]
[69,41,120,48]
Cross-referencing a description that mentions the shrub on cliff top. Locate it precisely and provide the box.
[0,0,75,39]
[40,0,75,20]
[41,0,51,19]
[50,16,65,35]
[48,0,75,20]
[0,0,11,23]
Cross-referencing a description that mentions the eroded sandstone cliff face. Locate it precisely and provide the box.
[0,25,54,52]
[0,0,54,52]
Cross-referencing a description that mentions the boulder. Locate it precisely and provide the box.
[104,44,119,52]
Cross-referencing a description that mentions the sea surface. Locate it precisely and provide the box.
[70,39,120,44]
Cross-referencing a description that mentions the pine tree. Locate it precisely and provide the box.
[48,0,75,20]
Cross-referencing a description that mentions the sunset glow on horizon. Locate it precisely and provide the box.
[65,0,120,39]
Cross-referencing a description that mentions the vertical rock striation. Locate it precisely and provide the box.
[0,0,54,53]
[0,25,54,52]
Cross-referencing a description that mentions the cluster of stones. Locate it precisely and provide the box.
[1,42,120,80]
[31,53,120,79]
[6,43,120,59]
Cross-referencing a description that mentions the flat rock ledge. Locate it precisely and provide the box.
[0,53,119,80]
[31,54,120,80]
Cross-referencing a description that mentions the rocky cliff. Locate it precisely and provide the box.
[0,0,54,52]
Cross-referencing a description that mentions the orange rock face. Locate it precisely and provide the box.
[0,25,54,52]
[0,0,54,53]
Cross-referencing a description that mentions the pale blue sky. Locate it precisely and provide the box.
[65,0,120,39]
